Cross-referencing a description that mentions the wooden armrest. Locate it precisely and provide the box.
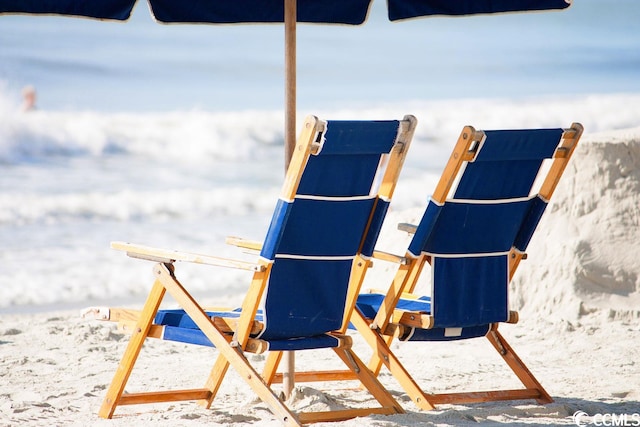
[392,309,518,329]
[117,321,165,339]
[82,305,265,336]
[366,289,425,301]
[81,307,141,322]
[243,339,269,354]
[392,310,434,329]
[372,250,408,265]
[212,316,263,335]
[111,241,265,272]
[397,223,417,234]
[381,323,409,340]
[225,236,263,252]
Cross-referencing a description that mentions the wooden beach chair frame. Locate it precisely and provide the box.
[350,123,583,410]
[93,114,417,426]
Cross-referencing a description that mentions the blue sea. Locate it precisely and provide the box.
[1,0,640,312]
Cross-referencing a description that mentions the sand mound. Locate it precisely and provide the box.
[514,127,640,322]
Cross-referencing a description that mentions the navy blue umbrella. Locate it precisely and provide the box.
[0,0,571,22]
[0,0,571,166]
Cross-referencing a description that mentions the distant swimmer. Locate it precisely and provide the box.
[21,85,37,112]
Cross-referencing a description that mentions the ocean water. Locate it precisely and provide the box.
[1,0,640,312]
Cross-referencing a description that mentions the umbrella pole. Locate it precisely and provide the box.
[282,0,296,401]
[284,0,296,170]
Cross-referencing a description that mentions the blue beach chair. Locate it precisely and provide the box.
[97,115,417,425]
[351,123,583,409]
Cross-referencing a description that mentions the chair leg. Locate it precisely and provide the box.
[99,278,166,419]
[486,325,553,404]
[199,355,231,408]
[332,347,404,415]
[367,334,395,376]
[262,351,284,386]
[351,310,435,410]
[423,327,554,405]
[154,263,302,426]
[353,309,552,409]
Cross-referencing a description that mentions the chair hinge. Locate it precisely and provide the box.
[343,349,360,374]
[489,329,507,355]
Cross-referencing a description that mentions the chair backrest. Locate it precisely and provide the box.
[407,125,582,329]
[258,116,415,340]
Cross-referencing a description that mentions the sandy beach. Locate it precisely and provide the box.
[1,127,640,426]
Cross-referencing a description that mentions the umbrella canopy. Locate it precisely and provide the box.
[1,1,571,23]
[1,0,571,165]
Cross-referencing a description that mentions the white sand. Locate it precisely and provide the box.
[1,128,640,426]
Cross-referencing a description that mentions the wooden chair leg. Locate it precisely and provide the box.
[199,355,231,408]
[367,334,395,376]
[98,278,166,419]
[351,310,435,410]
[486,325,553,404]
[154,263,301,426]
[332,347,404,415]
[353,310,552,408]
[262,351,284,386]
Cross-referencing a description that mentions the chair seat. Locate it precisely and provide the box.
[155,308,343,350]
[155,308,259,328]
[161,323,343,351]
[356,293,490,341]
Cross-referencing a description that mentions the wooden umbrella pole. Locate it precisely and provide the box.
[282,0,296,401]
[284,0,296,170]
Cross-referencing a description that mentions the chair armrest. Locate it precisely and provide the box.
[392,310,434,329]
[225,236,263,252]
[372,250,408,265]
[80,306,140,322]
[111,241,265,272]
[397,223,417,234]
